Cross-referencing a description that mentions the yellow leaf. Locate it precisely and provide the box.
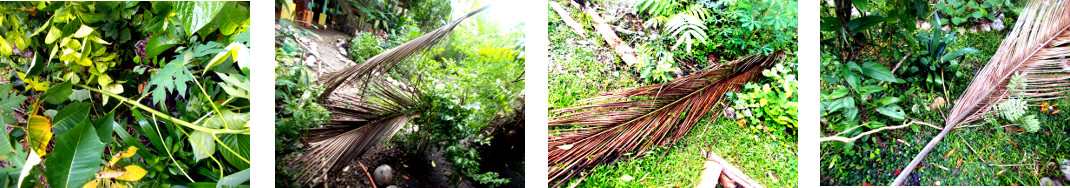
[83,179,101,188]
[27,115,52,157]
[115,165,146,181]
[107,146,138,166]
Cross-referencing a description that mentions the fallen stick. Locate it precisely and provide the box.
[697,160,724,187]
[583,8,640,66]
[358,162,377,188]
[708,151,764,188]
[549,2,586,36]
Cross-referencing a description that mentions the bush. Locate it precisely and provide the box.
[728,58,798,138]
[348,32,385,63]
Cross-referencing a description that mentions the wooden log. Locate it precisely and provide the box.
[696,161,723,187]
[549,2,586,36]
[708,151,764,188]
[583,8,640,66]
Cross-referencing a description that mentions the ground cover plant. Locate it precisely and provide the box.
[547,0,797,187]
[275,1,524,187]
[0,1,251,187]
[819,0,1070,186]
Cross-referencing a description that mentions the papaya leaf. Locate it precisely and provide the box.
[146,62,193,107]
[217,169,250,188]
[44,120,105,188]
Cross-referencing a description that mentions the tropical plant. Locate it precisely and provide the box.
[0,1,251,187]
[547,52,784,186]
[347,32,384,63]
[705,0,798,58]
[728,58,798,138]
[900,16,979,88]
[636,0,710,52]
[892,0,1070,184]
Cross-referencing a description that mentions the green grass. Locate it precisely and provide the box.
[567,117,799,187]
[549,5,798,187]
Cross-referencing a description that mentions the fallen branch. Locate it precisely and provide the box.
[359,162,377,188]
[584,8,640,66]
[549,2,586,36]
[819,120,933,143]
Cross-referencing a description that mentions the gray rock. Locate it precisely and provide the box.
[374,164,395,186]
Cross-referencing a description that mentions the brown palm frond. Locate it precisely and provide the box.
[547,52,783,186]
[289,72,424,184]
[892,0,1070,185]
[319,5,490,101]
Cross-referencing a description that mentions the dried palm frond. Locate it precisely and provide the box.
[547,52,783,186]
[892,0,1070,185]
[288,74,423,184]
[319,5,490,101]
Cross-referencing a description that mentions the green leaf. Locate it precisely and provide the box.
[829,87,849,99]
[44,120,105,188]
[92,113,116,144]
[216,72,249,99]
[146,62,193,107]
[71,25,93,38]
[941,48,979,62]
[217,169,250,188]
[50,102,90,136]
[42,81,73,104]
[860,62,897,82]
[846,15,885,34]
[219,134,249,170]
[875,97,902,106]
[145,33,179,58]
[174,1,226,38]
[876,104,906,120]
[189,131,215,162]
[45,26,62,44]
[68,89,90,102]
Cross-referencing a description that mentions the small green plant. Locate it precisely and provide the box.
[987,73,1041,133]
[728,59,798,138]
[820,58,904,138]
[636,43,679,83]
[902,16,978,89]
[348,32,385,63]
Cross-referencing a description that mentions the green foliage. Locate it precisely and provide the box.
[0,1,251,187]
[821,57,904,138]
[934,0,1014,26]
[729,59,798,138]
[702,0,798,59]
[636,43,678,83]
[347,32,384,63]
[901,18,979,88]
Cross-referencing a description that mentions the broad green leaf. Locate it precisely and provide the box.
[941,48,979,62]
[875,97,902,106]
[51,102,90,135]
[43,81,73,104]
[0,37,11,56]
[219,134,249,169]
[189,131,215,162]
[45,24,61,44]
[44,120,105,188]
[174,1,226,38]
[145,33,179,57]
[27,115,52,157]
[876,105,907,120]
[846,15,885,34]
[860,62,897,82]
[217,169,250,188]
[92,113,115,144]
